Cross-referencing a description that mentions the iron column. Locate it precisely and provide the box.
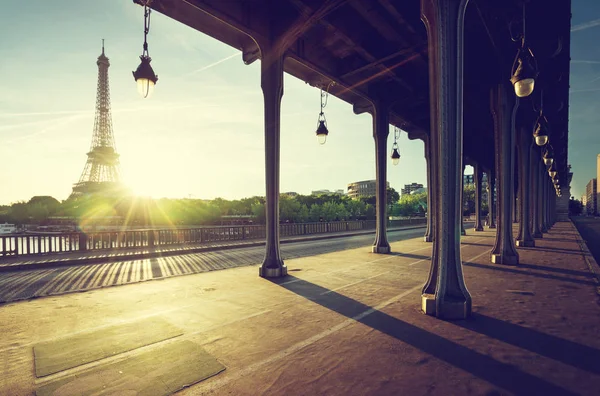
[372,99,391,254]
[490,85,519,265]
[259,49,287,278]
[474,163,484,231]
[420,0,472,319]
[516,127,535,247]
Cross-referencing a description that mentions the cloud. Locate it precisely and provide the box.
[5,114,86,145]
[0,110,89,118]
[570,60,600,64]
[572,18,600,32]
[570,88,600,94]
[589,75,600,84]
[182,53,240,78]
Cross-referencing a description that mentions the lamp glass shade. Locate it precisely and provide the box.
[132,55,158,99]
[136,78,155,99]
[514,78,535,98]
[543,157,553,166]
[550,170,557,178]
[391,148,400,165]
[535,135,548,146]
[316,120,328,145]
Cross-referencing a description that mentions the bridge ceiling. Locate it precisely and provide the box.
[141,0,571,181]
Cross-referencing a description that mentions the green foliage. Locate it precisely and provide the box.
[1,191,388,227]
[391,192,427,217]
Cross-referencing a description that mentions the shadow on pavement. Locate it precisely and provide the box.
[454,313,600,374]
[463,262,597,286]
[387,252,430,260]
[271,275,575,395]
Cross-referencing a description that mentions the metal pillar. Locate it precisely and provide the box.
[372,99,391,254]
[487,168,496,228]
[544,178,551,229]
[539,161,548,233]
[420,0,471,319]
[461,163,467,236]
[516,128,535,247]
[513,190,519,223]
[490,85,519,265]
[424,135,433,242]
[259,50,287,278]
[530,146,543,238]
[474,163,484,231]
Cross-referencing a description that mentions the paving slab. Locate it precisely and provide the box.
[0,220,598,395]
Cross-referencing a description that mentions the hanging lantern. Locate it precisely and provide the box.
[510,3,538,97]
[511,46,538,97]
[132,1,158,98]
[316,117,328,145]
[315,82,334,145]
[542,144,554,167]
[548,161,557,178]
[391,147,400,165]
[390,127,401,165]
[533,113,549,146]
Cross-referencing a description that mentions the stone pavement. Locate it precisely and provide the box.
[0,220,599,395]
[0,225,426,272]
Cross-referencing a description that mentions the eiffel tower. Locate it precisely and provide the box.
[70,42,124,199]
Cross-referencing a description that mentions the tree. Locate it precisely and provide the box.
[463,184,475,216]
[569,197,583,216]
[387,187,400,206]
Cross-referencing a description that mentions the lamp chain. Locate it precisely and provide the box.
[143,2,152,57]
[393,127,400,149]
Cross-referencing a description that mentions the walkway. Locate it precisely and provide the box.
[1,221,599,395]
[0,227,427,304]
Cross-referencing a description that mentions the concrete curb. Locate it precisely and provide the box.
[0,225,427,272]
[570,218,600,303]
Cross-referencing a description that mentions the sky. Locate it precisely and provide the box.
[0,1,598,204]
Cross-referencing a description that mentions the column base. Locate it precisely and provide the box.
[372,245,391,254]
[424,235,433,242]
[259,263,287,278]
[461,230,467,236]
[515,239,535,247]
[474,226,483,232]
[490,253,519,265]
[422,293,436,315]
[532,232,543,239]
[421,293,471,319]
[488,224,496,229]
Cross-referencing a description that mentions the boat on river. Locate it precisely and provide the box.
[0,223,17,235]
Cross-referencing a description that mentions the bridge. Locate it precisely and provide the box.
[2,0,598,395]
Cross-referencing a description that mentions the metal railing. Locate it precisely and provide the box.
[0,218,426,258]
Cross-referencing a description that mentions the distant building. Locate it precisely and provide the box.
[282,192,298,197]
[311,189,345,196]
[582,194,588,215]
[586,178,597,215]
[410,187,427,195]
[401,183,424,196]
[463,174,474,186]
[347,180,389,199]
